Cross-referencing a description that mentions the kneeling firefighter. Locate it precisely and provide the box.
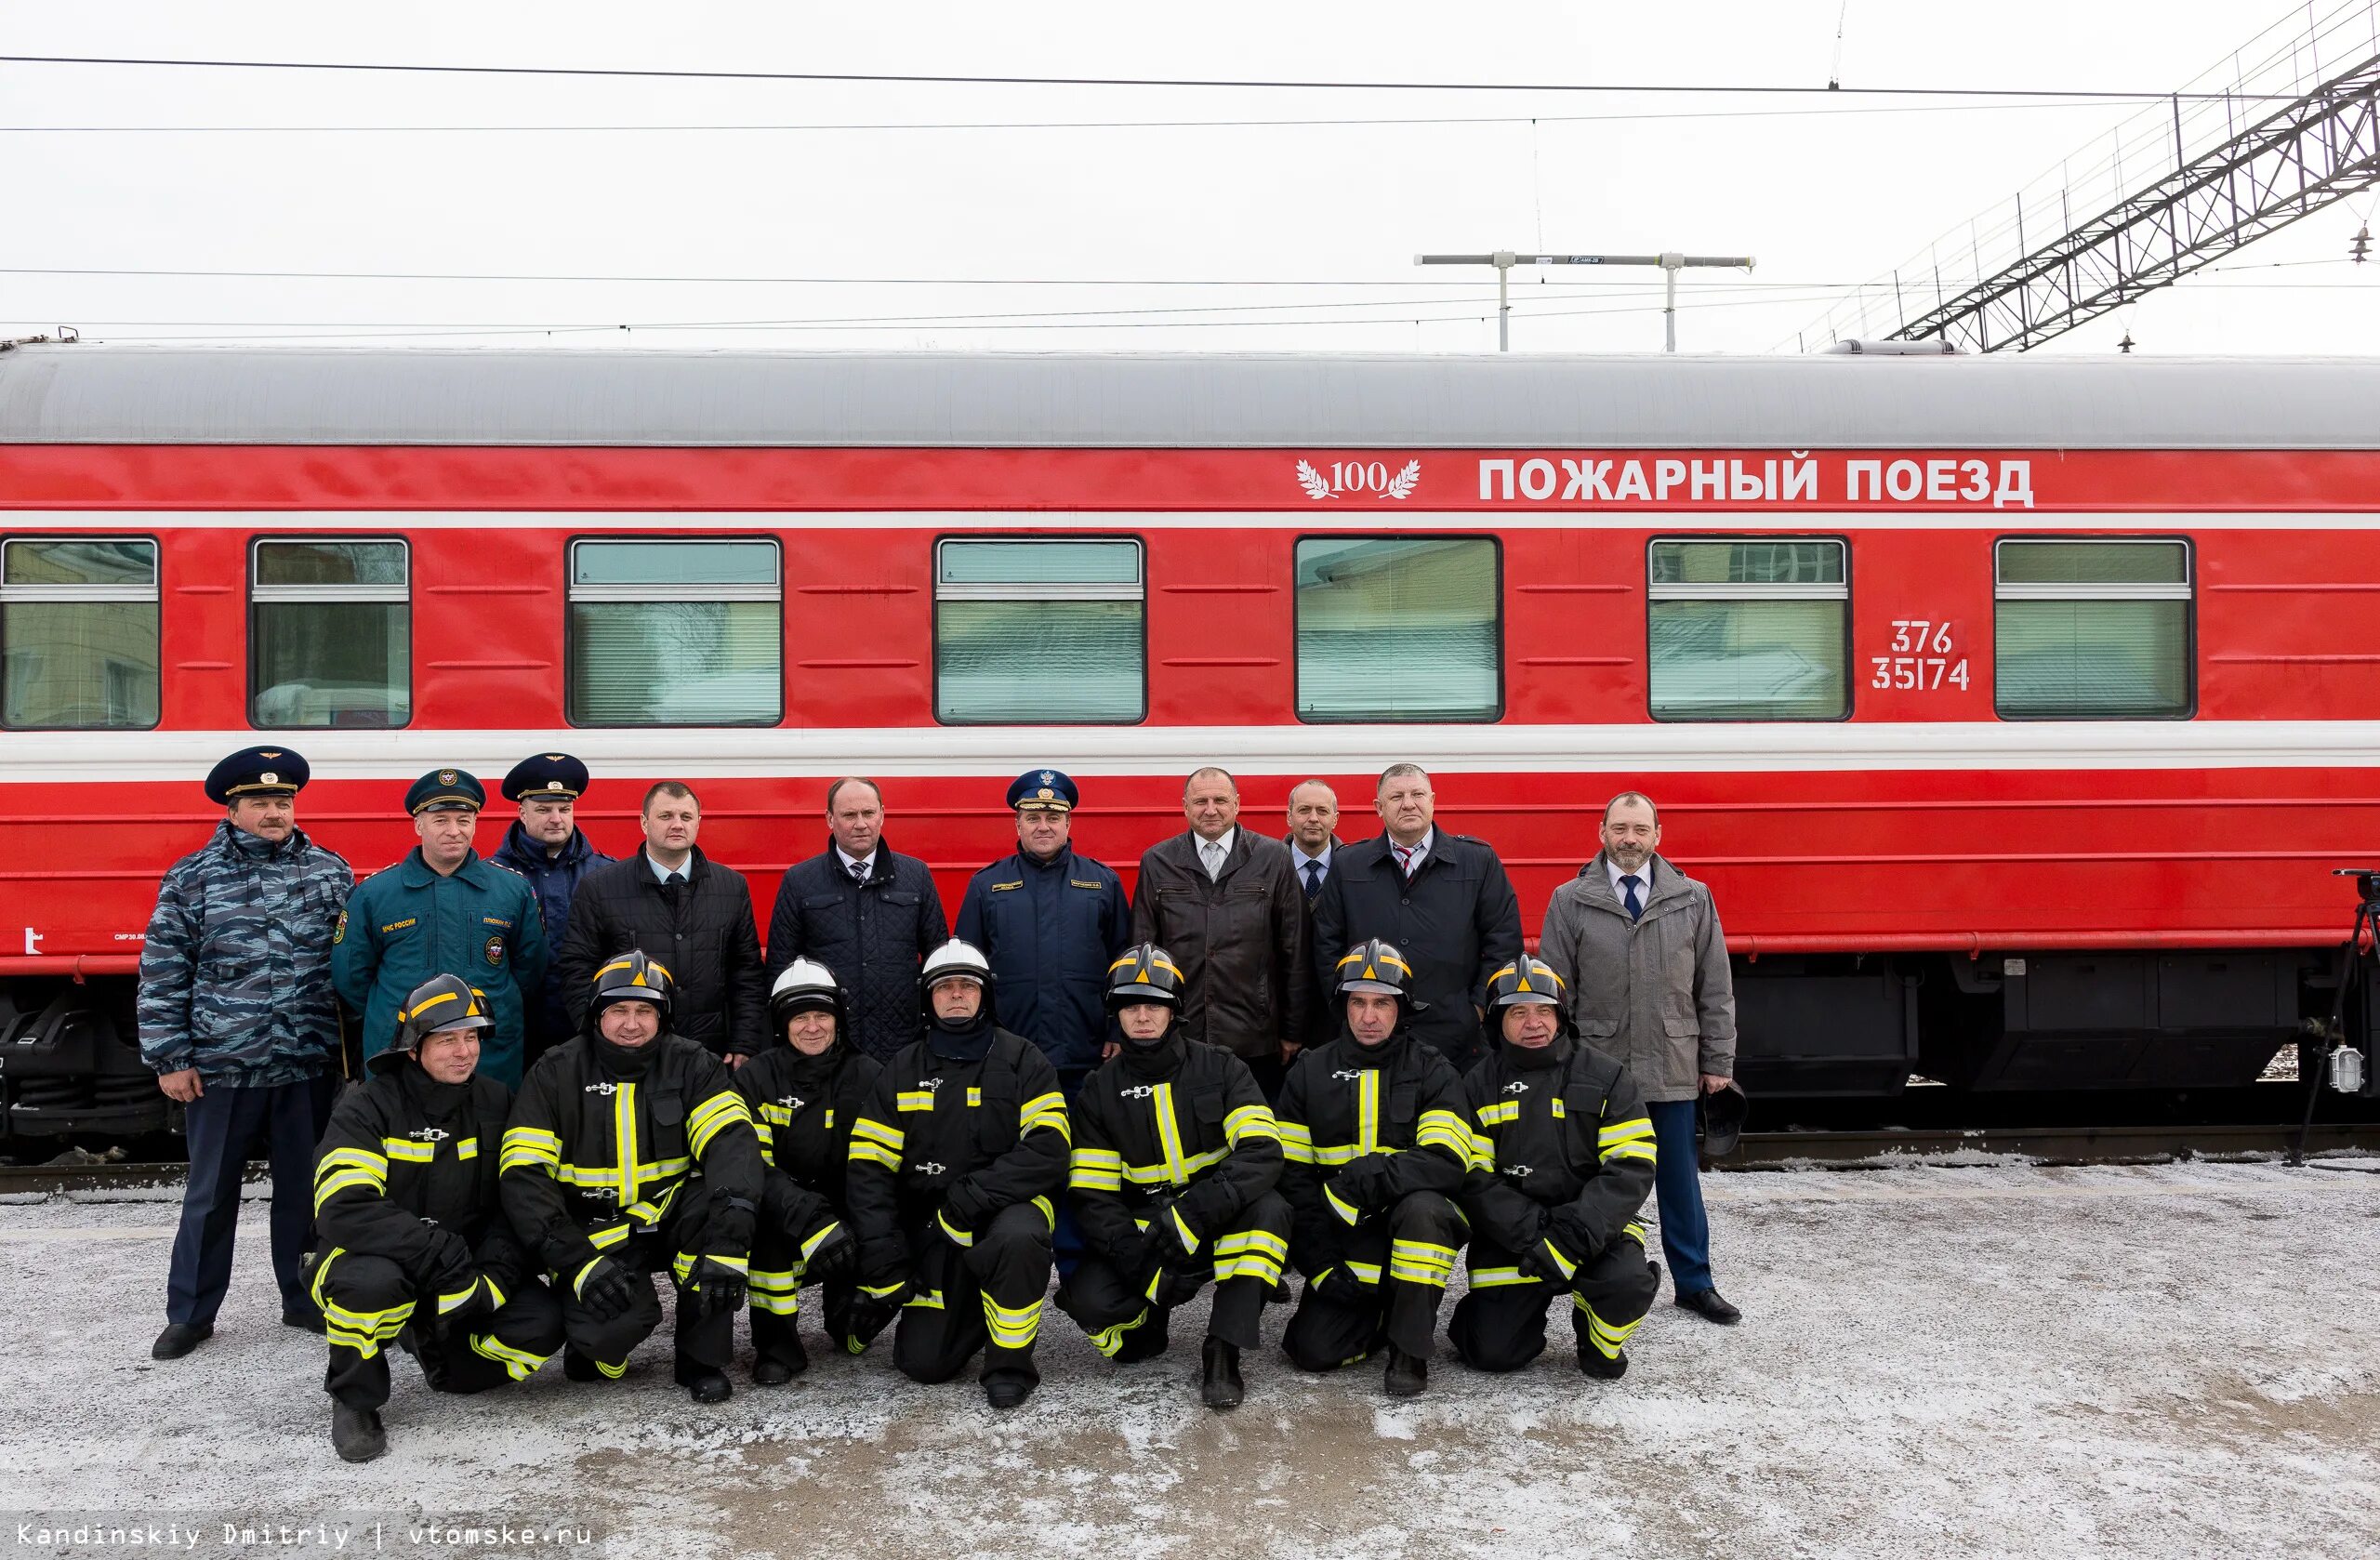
[309,973,566,1463]
[1449,955,1659,1378]
[1057,944,1290,1410]
[734,958,877,1381]
[499,951,846,1403]
[1276,939,1472,1398]
[844,938,1070,1408]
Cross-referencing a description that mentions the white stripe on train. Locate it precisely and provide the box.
[5,721,2379,782]
[1,509,2375,532]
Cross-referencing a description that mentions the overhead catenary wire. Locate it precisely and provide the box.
[0,52,2314,102]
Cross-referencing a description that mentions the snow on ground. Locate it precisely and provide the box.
[5,1159,2377,1560]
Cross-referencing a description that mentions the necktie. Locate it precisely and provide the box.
[1302,860,1323,896]
[1620,874,1644,921]
[1394,843,1420,879]
[1201,839,1224,880]
[851,860,869,887]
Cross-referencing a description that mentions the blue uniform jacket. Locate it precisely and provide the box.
[487,821,613,1051]
[137,821,354,1086]
[330,847,549,1089]
[953,845,1130,1077]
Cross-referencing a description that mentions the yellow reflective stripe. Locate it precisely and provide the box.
[587,1222,631,1250]
[456,1138,479,1160]
[1417,1108,1472,1155]
[936,1210,974,1247]
[687,1091,753,1158]
[497,1128,562,1176]
[1469,1265,1541,1289]
[316,1147,389,1179]
[1575,1299,1647,1356]
[1148,1082,1189,1185]
[1120,1145,1228,1185]
[1021,1091,1070,1144]
[1069,1165,1124,1193]
[1355,1070,1380,1155]
[1551,1096,1568,1120]
[896,1091,937,1112]
[1387,1237,1458,1287]
[1223,1103,1279,1145]
[851,1117,905,1150]
[849,1141,902,1170]
[435,1277,484,1315]
[1604,1143,1659,1166]
[1170,1205,1200,1253]
[1344,1260,1382,1286]
[1031,1195,1056,1231]
[967,1086,984,1107]
[1598,1117,1656,1147]
[982,1293,1041,1349]
[901,1288,945,1310]
[571,1255,610,1297]
[1467,1130,1498,1171]
[468,1332,549,1382]
[612,1083,640,1208]
[799,1221,843,1263]
[1475,1101,1519,1126]
[1540,1238,1580,1280]
[381,1138,436,1164]
[1275,1119,1315,1164]
[311,1168,384,1212]
[1086,1306,1154,1358]
[1324,1183,1362,1225]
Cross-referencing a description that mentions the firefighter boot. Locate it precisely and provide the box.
[331,1404,386,1464]
[1383,1347,1429,1398]
[1200,1339,1244,1410]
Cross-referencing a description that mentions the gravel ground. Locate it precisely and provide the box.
[4,1158,2376,1560]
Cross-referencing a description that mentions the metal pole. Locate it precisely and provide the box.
[1661,252,1682,352]
[1416,250,1752,351]
[1494,251,1514,351]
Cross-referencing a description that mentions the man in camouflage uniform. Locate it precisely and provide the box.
[139,747,355,1361]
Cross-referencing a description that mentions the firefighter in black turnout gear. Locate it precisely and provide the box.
[1057,945,1289,1410]
[1450,956,1659,1377]
[310,974,565,1463]
[500,951,839,1403]
[845,939,1069,1408]
[1276,939,1472,1397]
[734,958,878,1382]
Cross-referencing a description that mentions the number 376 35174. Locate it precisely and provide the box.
[1871,620,1971,691]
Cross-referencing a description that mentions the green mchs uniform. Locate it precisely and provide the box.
[332,851,548,1089]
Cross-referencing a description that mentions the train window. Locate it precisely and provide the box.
[1993,538,2192,719]
[249,539,411,729]
[0,537,160,731]
[1295,537,1501,722]
[565,539,783,726]
[933,538,1145,723]
[1646,538,1849,721]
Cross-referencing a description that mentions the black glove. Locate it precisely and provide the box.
[1152,1263,1205,1309]
[1309,1263,1374,1306]
[1514,1236,1576,1290]
[803,1225,858,1287]
[707,1196,758,1254]
[841,1281,906,1355]
[686,1255,748,1318]
[430,1273,498,1338]
[573,1255,640,1322]
[1330,1157,1389,1214]
[421,1228,476,1294]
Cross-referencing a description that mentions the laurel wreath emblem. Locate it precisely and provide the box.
[1295,457,1422,500]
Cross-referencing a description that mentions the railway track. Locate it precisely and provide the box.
[4,1122,2375,1196]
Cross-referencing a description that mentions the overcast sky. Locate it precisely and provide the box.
[3,0,2374,357]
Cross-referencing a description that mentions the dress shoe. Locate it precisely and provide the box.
[1579,1346,1630,1380]
[1199,1339,1244,1410]
[1383,1347,1428,1398]
[674,1358,733,1404]
[984,1375,1035,1409]
[331,1404,387,1463]
[151,1322,213,1360]
[1676,1288,1741,1325]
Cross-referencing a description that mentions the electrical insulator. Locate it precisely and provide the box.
[2329,1043,2367,1093]
[2353,225,2372,264]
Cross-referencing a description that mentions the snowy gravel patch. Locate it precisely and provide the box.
[2,1159,2374,1559]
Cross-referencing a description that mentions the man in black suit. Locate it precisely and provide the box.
[1310,764,1523,1074]
[1131,768,1311,1098]
[1283,779,1342,907]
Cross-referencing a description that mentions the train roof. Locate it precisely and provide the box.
[2,343,2376,450]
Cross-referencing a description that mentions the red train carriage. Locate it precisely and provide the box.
[3,345,2376,1137]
